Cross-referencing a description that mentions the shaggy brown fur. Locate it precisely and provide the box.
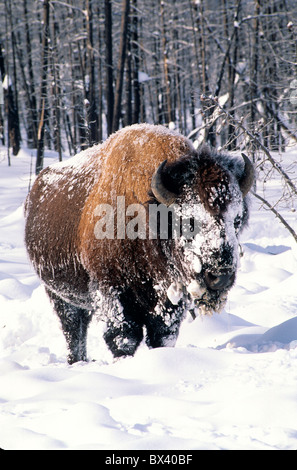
[195,158,231,216]
[25,125,196,304]
[76,125,197,294]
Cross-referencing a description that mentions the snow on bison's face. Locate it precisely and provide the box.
[150,149,253,316]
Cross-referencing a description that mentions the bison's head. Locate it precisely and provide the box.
[151,146,254,315]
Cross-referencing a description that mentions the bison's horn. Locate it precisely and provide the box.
[151,160,178,206]
[239,153,255,197]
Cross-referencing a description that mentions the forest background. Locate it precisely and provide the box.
[1,0,297,239]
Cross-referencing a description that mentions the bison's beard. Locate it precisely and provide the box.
[186,277,229,317]
[193,290,228,316]
[166,277,230,318]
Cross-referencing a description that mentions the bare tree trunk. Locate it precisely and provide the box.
[4,0,21,156]
[112,0,130,133]
[36,0,50,174]
[86,0,99,146]
[260,0,285,152]
[23,0,38,148]
[69,41,78,155]
[0,42,4,146]
[223,0,241,150]
[51,15,62,161]
[131,0,140,124]
[105,0,114,136]
[160,0,172,125]
[96,3,103,142]
[249,0,260,159]
[125,25,133,127]
[196,0,215,146]
[172,0,183,131]
[153,34,163,124]
[76,31,88,150]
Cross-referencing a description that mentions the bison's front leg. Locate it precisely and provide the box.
[145,298,186,349]
[46,289,93,364]
[101,290,144,358]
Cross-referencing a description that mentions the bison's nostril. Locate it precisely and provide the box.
[205,271,235,291]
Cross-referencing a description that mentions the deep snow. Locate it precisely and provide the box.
[0,144,297,450]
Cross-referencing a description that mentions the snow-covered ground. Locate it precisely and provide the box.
[0,144,297,450]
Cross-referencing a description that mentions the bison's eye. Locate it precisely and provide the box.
[182,217,196,241]
[189,217,196,232]
[234,215,241,233]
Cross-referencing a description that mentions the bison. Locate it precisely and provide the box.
[25,124,254,364]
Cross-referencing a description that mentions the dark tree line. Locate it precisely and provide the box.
[1,0,297,175]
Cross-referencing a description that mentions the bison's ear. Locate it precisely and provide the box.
[239,153,255,197]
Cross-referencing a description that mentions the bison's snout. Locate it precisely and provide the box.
[204,271,235,291]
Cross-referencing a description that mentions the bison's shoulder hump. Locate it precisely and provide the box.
[105,123,195,164]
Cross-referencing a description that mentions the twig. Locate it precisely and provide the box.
[252,191,297,244]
